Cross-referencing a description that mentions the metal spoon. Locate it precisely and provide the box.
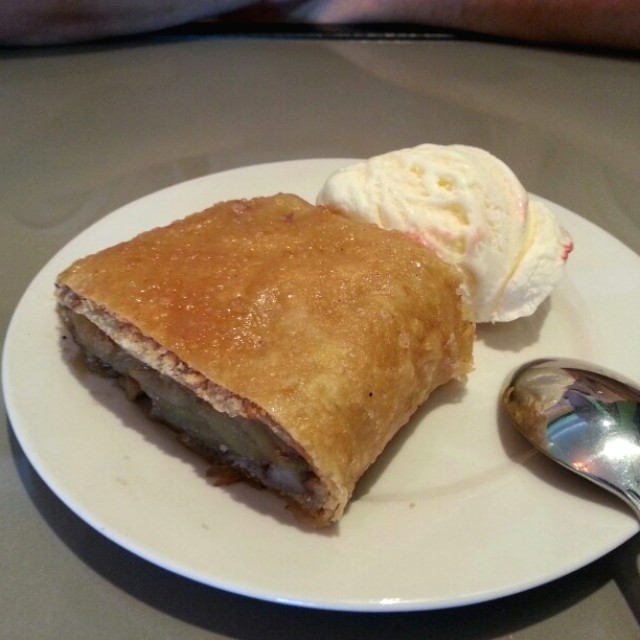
[502,358,640,519]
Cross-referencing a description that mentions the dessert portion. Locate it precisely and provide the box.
[318,144,574,323]
[56,194,474,526]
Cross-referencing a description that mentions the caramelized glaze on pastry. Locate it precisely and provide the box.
[56,194,474,526]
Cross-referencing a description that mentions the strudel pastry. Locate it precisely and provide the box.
[55,194,474,526]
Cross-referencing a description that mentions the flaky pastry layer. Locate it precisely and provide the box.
[56,194,474,525]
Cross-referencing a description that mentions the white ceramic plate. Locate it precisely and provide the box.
[3,159,640,612]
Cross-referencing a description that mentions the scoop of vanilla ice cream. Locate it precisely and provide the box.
[317,144,573,323]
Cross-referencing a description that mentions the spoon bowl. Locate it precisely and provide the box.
[502,358,640,520]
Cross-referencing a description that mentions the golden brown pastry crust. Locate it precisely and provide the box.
[56,194,474,525]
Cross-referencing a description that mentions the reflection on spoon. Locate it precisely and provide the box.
[502,358,640,520]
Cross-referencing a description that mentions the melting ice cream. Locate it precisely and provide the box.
[317,144,573,323]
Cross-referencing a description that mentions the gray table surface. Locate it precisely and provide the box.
[2,34,640,639]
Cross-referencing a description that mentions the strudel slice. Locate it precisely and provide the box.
[55,194,474,526]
